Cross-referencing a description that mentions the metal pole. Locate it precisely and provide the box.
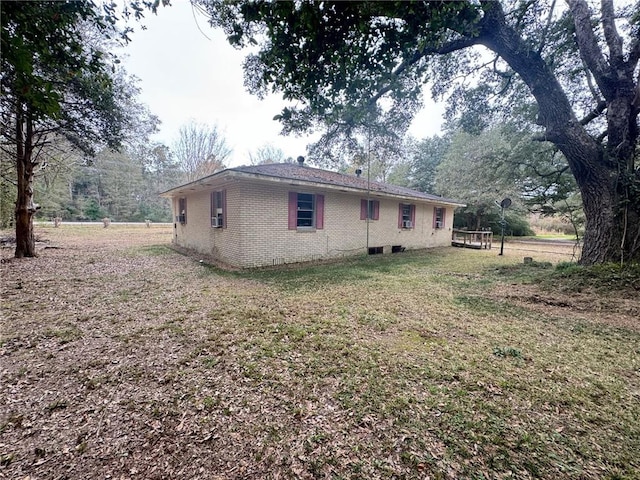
[366,127,370,253]
[499,206,505,256]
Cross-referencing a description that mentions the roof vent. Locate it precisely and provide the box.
[355,168,362,178]
[297,156,305,166]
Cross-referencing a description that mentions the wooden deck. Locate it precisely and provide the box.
[451,229,493,250]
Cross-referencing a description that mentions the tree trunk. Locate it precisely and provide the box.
[14,104,37,258]
[479,2,639,265]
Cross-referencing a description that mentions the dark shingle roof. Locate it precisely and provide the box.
[231,163,464,205]
[161,162,464,206]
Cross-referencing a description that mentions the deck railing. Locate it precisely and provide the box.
[451,229,493,250]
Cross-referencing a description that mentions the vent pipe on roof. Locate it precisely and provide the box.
[297,156,305,166]
[355,168,362,178]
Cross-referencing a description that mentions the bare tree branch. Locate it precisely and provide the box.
[537,0,557,55]
[172,121,231,182]
[580,100,607,125]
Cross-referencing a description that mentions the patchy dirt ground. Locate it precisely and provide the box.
[492,283,640,332]
[1,225,639,479]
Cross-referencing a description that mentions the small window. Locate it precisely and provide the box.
[433,207,445,229]
[289,192,324,230]
[297,193,315,227]
[210,190,226,228]
[399,203,415,229]
[361,199,380,220]
[177,197,187,224]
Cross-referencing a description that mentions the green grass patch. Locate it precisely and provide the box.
[552,261,640,292]
[42,325,84,344]
[135,244,173,256]
[490,260,640,293]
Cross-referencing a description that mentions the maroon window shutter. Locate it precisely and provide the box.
[398,204,403,228]
[316,194,324,229]
[373,200,380,220]
[288,192,297,230]
[433,206,438,229]
[361,199,367,220]
[410,205,416,228]
[222,190,227,228]
[211,191,218,226]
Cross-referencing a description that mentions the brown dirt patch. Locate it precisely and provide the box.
[490,283,640,332]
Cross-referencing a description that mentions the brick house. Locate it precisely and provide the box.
[160,161,464,268]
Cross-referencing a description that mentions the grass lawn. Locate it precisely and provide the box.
[1,225,638,479]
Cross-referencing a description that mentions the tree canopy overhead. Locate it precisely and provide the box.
[200,0,640,266]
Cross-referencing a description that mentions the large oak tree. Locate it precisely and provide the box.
[200,0,639,265]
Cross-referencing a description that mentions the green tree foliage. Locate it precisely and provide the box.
[351,142,406,184]
[0,1,159,256]
[406,135,451,193]
[385,160,412,189]
[136,144,182,221]
[34,143,180,223]
[435,129,523,231]
[200,0,640,265]
[32,144,83,221]
[0,151,17,229]
[434,127,579,235]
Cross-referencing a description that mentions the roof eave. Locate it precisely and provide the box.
[160,167,466,207]
[159,170,231,198]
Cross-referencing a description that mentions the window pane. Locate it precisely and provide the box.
[297,193,315,227]
[435,207,444,228]
[298,210,314,226]
[298,193,314,211]
[402,204,411,221]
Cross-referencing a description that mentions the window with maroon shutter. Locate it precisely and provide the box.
[289,192,324,229]
[211,190,226,228]
[399,203,414,228]
[361,199,379,220]
[433,207,445,229]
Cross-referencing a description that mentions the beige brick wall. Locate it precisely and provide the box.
[172,189,243,266]
[172,180,455,268]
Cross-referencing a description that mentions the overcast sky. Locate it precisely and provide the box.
[121,0,445,167]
